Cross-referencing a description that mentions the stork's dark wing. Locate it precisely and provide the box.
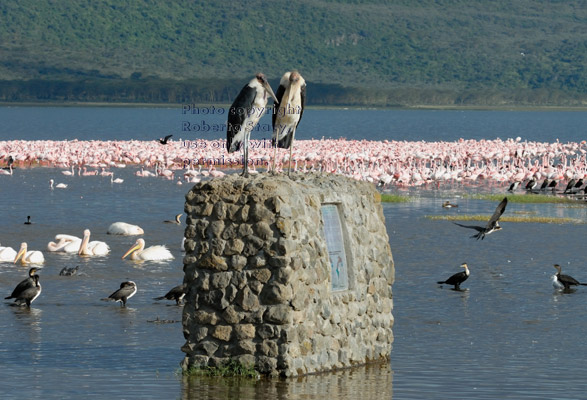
[227,84,256,153]
[297,83,306,127]
[485,197,508,229]
[272,83,287,129]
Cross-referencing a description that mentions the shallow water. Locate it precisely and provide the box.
[1,106,587,399]
[1,165,586,399]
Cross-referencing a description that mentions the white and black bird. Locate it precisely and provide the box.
[154,283,187,305]
[5,267,42,307]
[507,181,521,192]
[102,281,137,307]
[563,179,576,194]
[454,197,508,240]
[437,263,470,290]
[227,73,278,177]
[271,71,306,175]
[525,177,537,191]
[552,264,587,290]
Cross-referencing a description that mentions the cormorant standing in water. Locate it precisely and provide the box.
[552,264,587,290]
[5,267,42,307]
[24,216,32,225]
[507,181,520,192]
[102,281,137,307]
[453,197,508,240]
[437,263,470,290]
[563,179,576,194]
[154,283,187,305]
[548,180,557,191]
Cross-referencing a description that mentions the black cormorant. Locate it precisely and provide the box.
[507,181,520,192]
[5,268,42,307]
[163,214,183,224]
[454,197,508,240]
[24,216,32,225]
[102,281,137,307]
[437,263,470,290]
[59,265,79,276]
[154,283,187,305]
[552,264,587,290]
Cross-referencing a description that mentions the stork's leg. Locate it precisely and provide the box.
[272,139,278,174]
[288,129,296,176]
[242,132,250,178]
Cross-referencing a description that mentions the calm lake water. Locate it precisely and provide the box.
[1,107,586,399]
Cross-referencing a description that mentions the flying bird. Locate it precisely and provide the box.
[154,283,187,305]
[102,281,137,307]
[454,197,508,240]
[271,71,306,175]
[437,263,470,290]
[552,264,587,290]
[159,134,173,145]
[227,73,278,177]
[5,267,42,307]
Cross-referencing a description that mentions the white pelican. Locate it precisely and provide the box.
[14,242,45,265]
[47,234,82,253]
[78,229,110,256]
[122,238,173,261]
[0,243,17,262]
[107,222,144,235]
[227,73,278,177]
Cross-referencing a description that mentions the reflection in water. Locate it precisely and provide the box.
[181,362,392,400]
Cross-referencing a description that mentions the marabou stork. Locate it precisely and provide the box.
[227,73,278,177]
[271,71,306,175]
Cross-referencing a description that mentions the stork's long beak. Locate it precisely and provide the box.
[263,81,278,103]
[14,246,26,264]
[122,242,141,259]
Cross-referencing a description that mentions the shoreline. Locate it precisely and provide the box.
[1,101,586,112]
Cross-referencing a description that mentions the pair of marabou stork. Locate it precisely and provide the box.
[226,71,306,177]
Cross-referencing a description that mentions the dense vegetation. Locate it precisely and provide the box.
[1,0,585,106]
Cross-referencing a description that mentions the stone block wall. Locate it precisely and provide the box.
[181,173,394,377]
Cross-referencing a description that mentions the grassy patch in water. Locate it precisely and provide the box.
[183,359,259,379]
[380,194,411,203]
[467,193,581,204]
[427,214,582,224]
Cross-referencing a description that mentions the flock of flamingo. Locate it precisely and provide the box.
[1,137,586,189]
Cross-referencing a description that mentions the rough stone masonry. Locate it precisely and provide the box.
[180,172,394,377]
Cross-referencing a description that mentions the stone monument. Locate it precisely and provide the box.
[181,173,394,377]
